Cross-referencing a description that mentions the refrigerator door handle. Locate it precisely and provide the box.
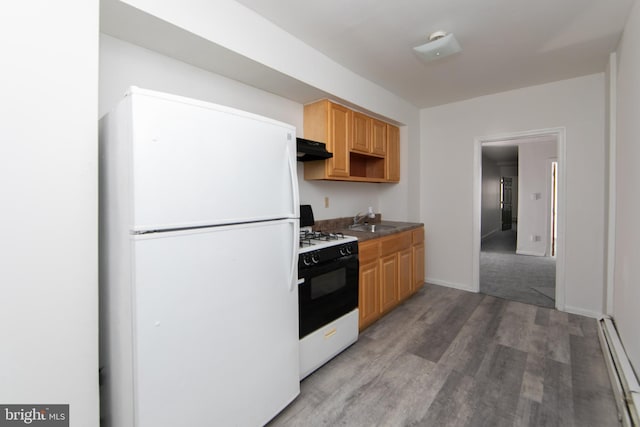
[287,141,300,216]
[289,219,297,292]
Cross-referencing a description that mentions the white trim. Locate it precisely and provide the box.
[556,129,567,312]
[597,319,632,427]
[606,52,617,316]
[563,305,603,319]
[472,139,482,296]
[515,250,546,257]
[426,277,477,293]
[473,128,567,312]
[598,317,640,426]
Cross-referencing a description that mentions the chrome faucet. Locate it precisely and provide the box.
[353,212,367,225]
[353,207,375,225]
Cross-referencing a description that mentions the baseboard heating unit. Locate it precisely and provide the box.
[597,317,640,426]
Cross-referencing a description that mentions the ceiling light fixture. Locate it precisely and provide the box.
[413,30,462,63]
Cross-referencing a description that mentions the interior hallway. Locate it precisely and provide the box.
[480,229,556,308]
[269,285,619,426]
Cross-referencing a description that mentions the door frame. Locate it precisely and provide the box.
[472,127,566,311]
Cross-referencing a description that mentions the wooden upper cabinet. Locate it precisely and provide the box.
[303,99,399,183]
[303,100,350,179]
[352,113,386,157]
[328,103,350,177]
[351,111,371,154]
[371,119,387,156]
[386,124,400,182]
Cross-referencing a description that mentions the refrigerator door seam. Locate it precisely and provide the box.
[129,218,293,235]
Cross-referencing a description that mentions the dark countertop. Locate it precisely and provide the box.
[336,221,424,243]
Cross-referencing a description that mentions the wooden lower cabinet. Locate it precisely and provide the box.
[411,227,425,291]
[379,253,399,314]
[357,226,425,331]
[358,239,380,330]
[398,247,412,300]
[412,243,425,291]
[358,259,380,330]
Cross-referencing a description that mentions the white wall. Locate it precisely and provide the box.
[103,0,421,222]
[516,141,557,256]
[0,1,100,426]
[613,0,640,372]
[481,155,501,238]
[100,35,385,221]
[421,74,605,316]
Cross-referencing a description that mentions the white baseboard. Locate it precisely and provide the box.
[515,250,546,256]
[563,305,603,319]
[426,277,476,293]
[597,317,639,426]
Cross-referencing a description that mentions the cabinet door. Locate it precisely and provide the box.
[386,124,400,182]
[328,102,350,177]
[371,119,387,156]
[412,242,425,292]
[351,111,371,153]
[359,260,380,330]
[379,253,398,314]
[398,248,412,300]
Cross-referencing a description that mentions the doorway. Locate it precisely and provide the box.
[472,128,566,310]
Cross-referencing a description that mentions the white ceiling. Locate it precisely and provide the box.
[235,0,634,108]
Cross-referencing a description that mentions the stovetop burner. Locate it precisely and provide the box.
[299,227,357,253]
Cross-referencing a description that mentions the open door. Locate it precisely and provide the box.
[501,177,513,230]
[551,161,558,256]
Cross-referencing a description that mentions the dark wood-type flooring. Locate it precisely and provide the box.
[269,284,620,427]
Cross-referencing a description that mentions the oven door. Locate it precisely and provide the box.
[298,254,358,339]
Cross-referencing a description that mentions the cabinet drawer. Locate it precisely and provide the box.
[380,232,411,256]
[412,227,424,244]
[358,240,380,263]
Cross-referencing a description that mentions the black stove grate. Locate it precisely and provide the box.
[299,230,346,247]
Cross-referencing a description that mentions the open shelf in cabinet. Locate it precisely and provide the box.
[349,152,385,180]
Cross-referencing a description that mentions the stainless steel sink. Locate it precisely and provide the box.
[348,224,397,233]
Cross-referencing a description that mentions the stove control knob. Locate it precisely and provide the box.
[302,254,313,266]
[340,244,354,256]
[311,252,320,264]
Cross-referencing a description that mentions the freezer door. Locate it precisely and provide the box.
[131,219,299,427]
[129,90,299,231]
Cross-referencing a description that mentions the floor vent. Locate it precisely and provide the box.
[597,317,640,426]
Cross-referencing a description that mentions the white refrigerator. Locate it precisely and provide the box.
[99,87,300,427]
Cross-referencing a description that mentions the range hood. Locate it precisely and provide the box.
[296,137,333,162]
